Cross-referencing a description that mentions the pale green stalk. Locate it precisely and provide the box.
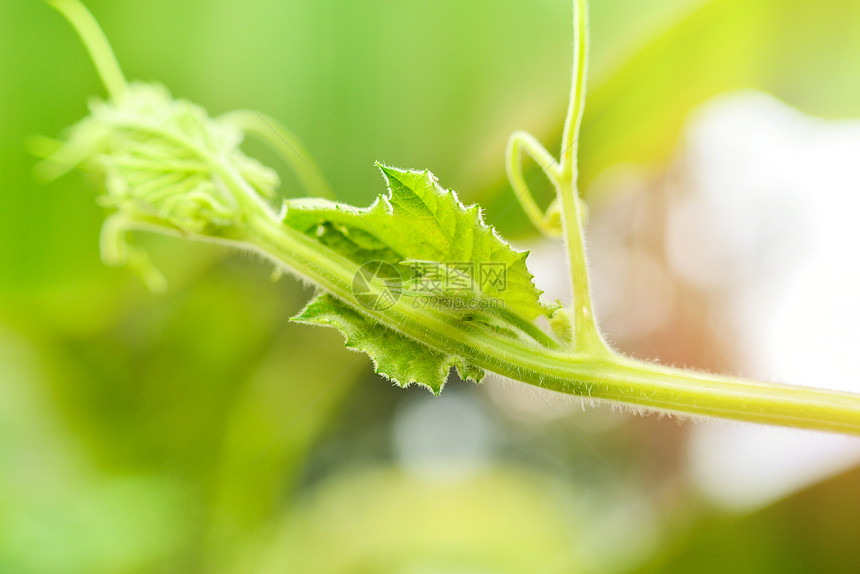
[556,0,605,354]
[111,155,860,434]
[507,0,603,353]
[43,0,860,436]
[218,110,336,201]
[47,0,126,100]
[505,131,563,236]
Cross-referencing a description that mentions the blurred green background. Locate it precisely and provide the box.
[2,0,860,572]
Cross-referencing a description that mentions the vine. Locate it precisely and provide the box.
[38,0,860,435]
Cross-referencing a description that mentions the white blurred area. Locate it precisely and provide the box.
[673,91,860,510]
[525,90,860,511]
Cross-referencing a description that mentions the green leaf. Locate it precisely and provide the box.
[293,294,484,395]
[282,165,560,386]
[284,164,550,322]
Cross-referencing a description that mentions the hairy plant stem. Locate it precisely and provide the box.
[190,162,860,435]
[555,0,607,355]
[506,0,604,353]
[116,201,860,434]
[47,0,860,435]
[230,199,860,436]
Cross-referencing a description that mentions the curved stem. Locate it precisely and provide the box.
[218,110,336,200]
[505,131,563,236]
[235,204,860,436]
[165,159,860,435]
[505,1,602,352]
[48,0,860,436]
[557,173,604,353]
[559,0,588,177]
[110,176,860,435]
[46,0,127,100]
[556,0,604,353]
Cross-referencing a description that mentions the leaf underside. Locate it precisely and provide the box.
[286,165,554,393]
[293,294,484,395]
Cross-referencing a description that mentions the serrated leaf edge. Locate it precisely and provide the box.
[292,296,485,395]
